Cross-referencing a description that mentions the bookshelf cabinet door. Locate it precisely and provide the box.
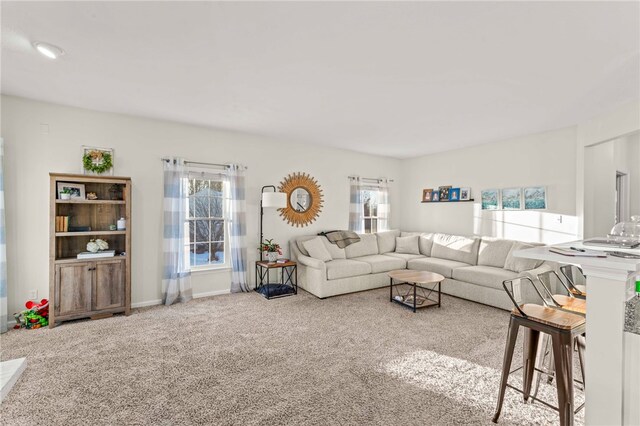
[93,259,125,310]
[55,263,93,316]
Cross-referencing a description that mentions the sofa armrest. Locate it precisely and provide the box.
[297,254,327,271]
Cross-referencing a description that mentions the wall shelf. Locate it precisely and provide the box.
[421,199,475,203]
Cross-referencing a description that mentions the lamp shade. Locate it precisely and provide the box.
[262,192,287,208]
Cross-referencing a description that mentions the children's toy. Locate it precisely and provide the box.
[13,299,49,329]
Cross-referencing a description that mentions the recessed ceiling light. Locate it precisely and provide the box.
[33,41,64,59]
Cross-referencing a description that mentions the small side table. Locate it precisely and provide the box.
[255,261,297,299]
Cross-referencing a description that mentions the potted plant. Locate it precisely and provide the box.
[259,238,282,263]
[60,188,72,200]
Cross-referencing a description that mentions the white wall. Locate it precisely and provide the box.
[399,127,579,244]
[0,95,402,315]
[583,132,640,238]
[575,101,640,238]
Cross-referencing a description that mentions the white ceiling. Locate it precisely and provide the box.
[2,1,639,159]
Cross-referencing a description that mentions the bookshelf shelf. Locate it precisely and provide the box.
[56,199,125,204]
[55,255,127,264]
[55,230,126,237]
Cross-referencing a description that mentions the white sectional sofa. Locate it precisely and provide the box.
[290,230,555,311]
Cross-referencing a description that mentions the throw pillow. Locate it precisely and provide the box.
[395,235,420,255]
[303,237,333,262]
[504,242,543,273]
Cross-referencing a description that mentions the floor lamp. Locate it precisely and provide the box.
[260,185,287,261]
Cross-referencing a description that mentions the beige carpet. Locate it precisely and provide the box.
[0,288,584,425]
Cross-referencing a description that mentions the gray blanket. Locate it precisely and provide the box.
[319,230,361,249]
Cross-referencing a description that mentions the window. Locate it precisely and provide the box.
[362,188,380,233]
[186,175,227,269]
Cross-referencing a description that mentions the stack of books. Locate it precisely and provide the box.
[55,216,70,232]
[77,250,116,259]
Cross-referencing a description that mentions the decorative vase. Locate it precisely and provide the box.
[266,252,278,263]
[60,193,71,200]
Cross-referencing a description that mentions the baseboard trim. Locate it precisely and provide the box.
[131,289,230,309]
[193,289,230,299]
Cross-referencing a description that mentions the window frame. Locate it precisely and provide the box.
[184,170,230,272]
[361,185,381,234]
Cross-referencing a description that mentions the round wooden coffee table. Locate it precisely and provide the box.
[388,270,446,313]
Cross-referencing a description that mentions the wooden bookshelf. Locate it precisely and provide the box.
[49,173,131,328]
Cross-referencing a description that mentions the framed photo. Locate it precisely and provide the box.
[459,187,471,201]
[57,182,86,199]
[82,146,114,176]
[432,191,440,202]
[422,189,433,202]
[501,188,522,210]
[524,186,547,210]
[438,186,452,201]
[481,189,499,210]
[449,188,461,202]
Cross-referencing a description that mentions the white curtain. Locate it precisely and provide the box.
[377,179,390,231]
[348,177,364,233]
[162,158,192,305]
[0,139,6,333]
[226,165,249,292]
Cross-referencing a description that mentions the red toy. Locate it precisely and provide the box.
[25,299,49,318]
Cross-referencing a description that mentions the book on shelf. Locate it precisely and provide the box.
[55,216,71,232]
[548,247,607,258]
[77,250,116,259]
[276,258,289,264]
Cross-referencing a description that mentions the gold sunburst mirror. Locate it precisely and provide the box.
[278,172,323,227]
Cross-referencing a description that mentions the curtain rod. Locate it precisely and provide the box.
[161,158,247,170]
[348,176,394,183]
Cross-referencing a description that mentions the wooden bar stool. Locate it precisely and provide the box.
[534,271,586,396]
[493,277,586,426]
[537,270,586,316]
[559,265,587,299]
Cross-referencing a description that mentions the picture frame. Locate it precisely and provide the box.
[432,191,440,202]
[524,186,547,210]
[57,182,86,199]
[422,188,433,202]
[501,188,522,210]
[459,187,471,201]
[438,186,452,201]
[449,188,460,202]
[82,145,114,176]
[481,189,499,210]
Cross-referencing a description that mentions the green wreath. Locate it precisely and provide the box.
[83,150,113,174]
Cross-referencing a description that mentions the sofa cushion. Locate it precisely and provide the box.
[395,236,420,254]
[295,235,317,256]
[407,257,471,278]
[478,238,514,268]
[303,237,333,262]
[326,259,372,280]
[345,233,379,258]
[384,253,425,261]
[353,254,406,273]
[504,242,544,273]
[376,230,401,254]
[401,232,434,256]
[431,233,480,265]
[321,236,346,260]
[452,265,519,290]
